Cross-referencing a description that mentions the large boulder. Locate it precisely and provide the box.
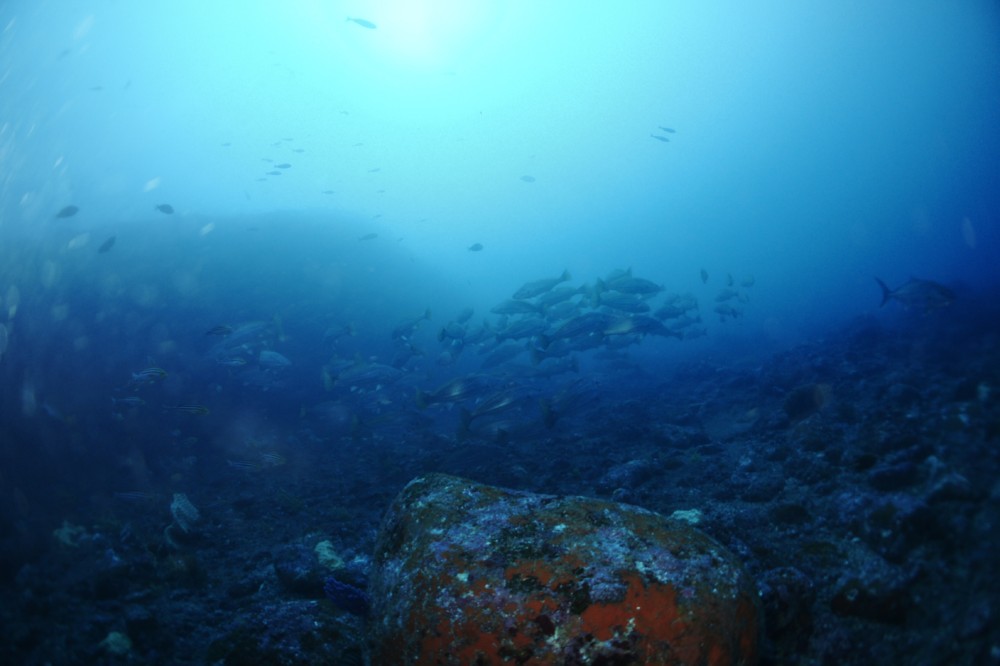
[368,474,760,665]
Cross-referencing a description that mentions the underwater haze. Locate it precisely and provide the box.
[2,1,1000,664]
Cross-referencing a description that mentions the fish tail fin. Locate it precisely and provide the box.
[874,277,892,307]
[561,269,571,282]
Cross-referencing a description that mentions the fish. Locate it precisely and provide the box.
[468,243,484,251]
[112,396,146,408]
[154,204,174,214]
[347,17,377,29]
[227,459,261,471]
[594,292,651,313]
[164,404,210,415]
[438,321,468,343]
[55,205,79,218]
[392,309,431,340]
[216,357,248,367]
[714,304,742,321]
[875,277,955,312]
[274,163,291,169]
[259,350,291,369]
[598,275,663,296]
[495,317,550,342]
[513,270,571,300]
[658,126,677,133]
[415,375,493,408]
[205,325,234,336]
[128,367,167,388]
[323,323,356,342]
[333,362,404,389]
[538,312,617,349]
[715,288,741,302]
[700,268,709,284]
[359,233,378,241]
[654,293,699,320]
[520,175,536,183]
[113,491,157,502]
[97,236,116,253]
[266,170,282,176]
[650,134,670,142]
[490,299,543,316]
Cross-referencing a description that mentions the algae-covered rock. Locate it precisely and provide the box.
[368,473,761,665]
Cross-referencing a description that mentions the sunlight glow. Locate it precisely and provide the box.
[376,0,499,71]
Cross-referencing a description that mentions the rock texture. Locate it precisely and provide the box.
[369,473,760,665]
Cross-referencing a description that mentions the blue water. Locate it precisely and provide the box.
[1,1,999,662]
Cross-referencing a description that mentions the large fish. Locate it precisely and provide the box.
[513,270,571,300]
[875,277,955,312]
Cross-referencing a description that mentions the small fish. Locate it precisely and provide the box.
[113,491,156,502]
[359,233,378,241]
[700,268,709,284]
[55,205,79,218]
[321,190,335,195]
[347,17,377,29]
[129,367,167,387]
[260,452,287,467]
[112,396,146,408]
[266,170,282,176]
[520,175,536,183]
[154,204,174,214]
[227,459,261,471]
[274,163,291,169]
[650,134,670,143]
[205,325,234,336]
[468,243,484,251]
[216,357,248,367]
[97,236,116,253]
[164,404,210,415]
[658,126,677,133]
[292,148,305,153]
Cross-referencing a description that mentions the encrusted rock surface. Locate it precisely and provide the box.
[369,473,760,665]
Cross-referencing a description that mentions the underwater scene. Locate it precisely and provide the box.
[2,1,1000,664]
